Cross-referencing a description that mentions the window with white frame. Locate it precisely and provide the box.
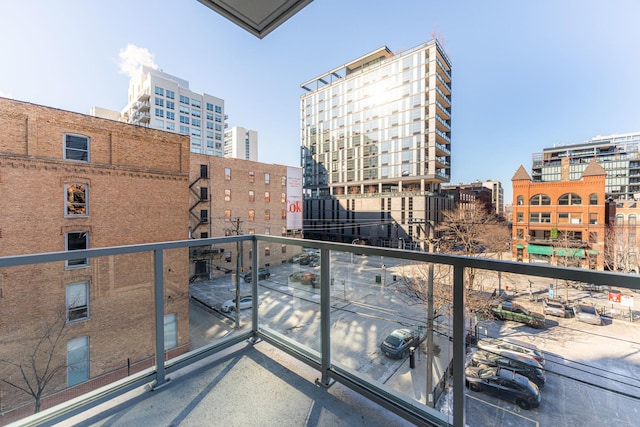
[64,134,90,162]
[65,183,87,216]
[66,231,89,267]
[66,281,89,322]
[67,336,89,386]
[164,313,177,350]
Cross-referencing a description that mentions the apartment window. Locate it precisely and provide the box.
[206,103,214,111]
[215,124,222,131]
[155,108,164,118]
[249,171,255,183]
[558,212,582,224]
[558,193,582,205]
[215,105,222,113]
[200,232,208,239]
[630,214,637,227]
[200,187,208,201]
[180,115,189,124]
[281,245,287,254]
[225,167,231,180]
[192,138,201,146]
[191,109,201,118]
[225,252,232,262]
[67,336,89,386]
[180,95,190,104]
[589,213,598,225]
[281,192,286,203]
[265,247,270,257]
[529,212,551,223]
[225,209,231,218]
[248,209,255,221]
[179,125,189,135]
[265,209,270,221]
[207,122,214,129]
[191,129,201,137]
[166,122,175,131]
[264,228,270,235]
[215,115,222,122]
[64,134,90,162]
[281,227,287,236]
[516,196,524,206]
[65,183,87,216]
[281,209,287,220]
[530,194,551,205]
[164,313,177,350]
[517,229,524,239]
[166,100,175,110]
[248,229,255,235]
[282,176,287,186]
[192,118,201,127]
[590,193,598,205]
[191,99,201,108]
[265,173,270,184]
[155,98,164,107]
[206,130,214,139]
[517,212,523,222]
[249,191,255,202]
[166,90,175,99]
[154,86,164,96]
[616,214,624,226]
[225,189,231,202]
[180,106,190,114]
[166,111,175,120]
[66,231,88,267]
[200,164,209,179]
[265,191,270,202]
[200,209,208,223]
[155,119,164,128]
[66,281,89,322]
[215,133,222,141]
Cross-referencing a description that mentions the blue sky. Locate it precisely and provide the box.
[2,1,640,202]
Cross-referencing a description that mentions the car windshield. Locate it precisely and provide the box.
[385,334,403,347]
[579,305,597,314]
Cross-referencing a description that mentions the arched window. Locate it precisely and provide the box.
[616,214,624,226]
[558,193,582,205]
[517,195,524,205]
[530,194,551,205]
[630,214,637,227]
[589,194,598,205]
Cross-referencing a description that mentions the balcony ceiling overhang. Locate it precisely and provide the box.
[197,0,313,38]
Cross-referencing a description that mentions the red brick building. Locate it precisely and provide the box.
[0,98,190,419]
[511,160,608,269]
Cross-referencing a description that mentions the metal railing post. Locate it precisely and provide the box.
[153,249,167,388]
[317,247,332,386]
[452,264,466,427]
[251,238,259,332]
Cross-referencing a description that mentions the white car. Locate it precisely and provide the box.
[221,295,257,313]
[477,337,545,366]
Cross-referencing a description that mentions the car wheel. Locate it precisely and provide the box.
[401,349,408,359]
[516,399,531,410]
[469,383,481,392]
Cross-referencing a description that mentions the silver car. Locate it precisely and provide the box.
[574,304,602,325]
[477,337,545,366]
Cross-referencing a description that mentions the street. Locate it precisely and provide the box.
[189,251,640,426]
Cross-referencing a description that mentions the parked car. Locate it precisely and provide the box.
[465,365,541,410]
[243,268,270,283]
[471,349,546,387]
[221,295,258,313]
[477,337,545,366]
[574,304,602,325]
[542,299,571,318]
[380,328,421,359]
[490,301,546,328]
[577,283,611,293]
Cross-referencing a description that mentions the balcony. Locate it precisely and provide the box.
[1,236,639,427]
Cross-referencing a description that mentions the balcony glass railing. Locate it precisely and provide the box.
[2,236,640,427]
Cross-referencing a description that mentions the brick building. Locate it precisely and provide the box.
[188,154,301,279]
[511,160,608,269]
[0,98,190,418]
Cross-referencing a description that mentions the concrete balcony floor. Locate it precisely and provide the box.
[64,340,415,427]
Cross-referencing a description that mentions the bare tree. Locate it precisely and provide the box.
[0,308,69,413]
[603,223,639,273]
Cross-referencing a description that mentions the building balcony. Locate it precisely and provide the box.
[2,236,639,427]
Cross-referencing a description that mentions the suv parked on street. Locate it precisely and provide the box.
[243,268,270,283]
[465,366,541,410]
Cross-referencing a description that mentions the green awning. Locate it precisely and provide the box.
[555,248,585,258]
[516,244,524,249]
[588,249,598,255]
[527,245,553,255]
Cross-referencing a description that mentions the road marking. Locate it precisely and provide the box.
[466,393,539,426]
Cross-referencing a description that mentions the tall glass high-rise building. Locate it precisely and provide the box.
[300,40,454,248]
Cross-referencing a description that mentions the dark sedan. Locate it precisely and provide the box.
[380,328,420,359]
[465,366,541,410]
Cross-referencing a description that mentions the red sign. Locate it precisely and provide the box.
[608,292,622,303]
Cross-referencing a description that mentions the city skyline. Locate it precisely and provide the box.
[2,0,639,202]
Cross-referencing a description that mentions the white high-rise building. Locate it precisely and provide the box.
[119,66,227,156]
[224,126,258,161]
